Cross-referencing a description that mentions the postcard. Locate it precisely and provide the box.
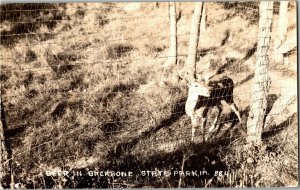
[0,1,297,188]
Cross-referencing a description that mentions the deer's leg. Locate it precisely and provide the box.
[200,107,208,130]
[209,106,223,132]
[230,103,242,123]
[201,107,209,142]
[191,116,197,142]
[199,107,208,143]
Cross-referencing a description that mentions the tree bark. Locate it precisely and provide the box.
[275,1,289,63]
[200,2,207,33]
[246,1,273,145]
[163,2,177,70]
[184,2,204,83]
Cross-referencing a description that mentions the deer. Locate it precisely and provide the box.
[185,74,242,141]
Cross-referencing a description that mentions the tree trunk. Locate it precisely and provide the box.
[163,2,177,70]
[275,1,289,63]
[184,2,204,83]
[264,93,296,129]
[0,103,3,188]
[246,1,273,145]
[200,2,207,33]
[277,28,296,54]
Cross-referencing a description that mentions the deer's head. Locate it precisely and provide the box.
[188,81,211,97]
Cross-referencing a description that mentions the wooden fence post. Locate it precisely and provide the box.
[0,97,4,188]
[184,2,204,82]
[246,1,273,145]
[0,95,7,188]
[164,2,177,70]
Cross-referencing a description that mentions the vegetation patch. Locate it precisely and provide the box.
[0,4,66,46]
[25,49,37,63]
[106,44,135,59]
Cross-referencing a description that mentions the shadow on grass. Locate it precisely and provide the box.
[98,81,144,107]
[103,127,240,188]
[220,30,230,46]
[217,41,257,74]
[222,2,259,25]
[109,97,187,158]
[262,113,297,140]
[104,108,295,188]
[14,97,295,188]
[242,43,257,61]
[235,73,255,87]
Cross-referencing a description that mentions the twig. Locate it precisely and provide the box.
[178,153,189,188]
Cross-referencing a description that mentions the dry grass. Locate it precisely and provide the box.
[0,2,297,188]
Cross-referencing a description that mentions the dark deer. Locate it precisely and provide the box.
[185,75,241,141]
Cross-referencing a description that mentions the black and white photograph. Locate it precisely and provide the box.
[0,1,298,188]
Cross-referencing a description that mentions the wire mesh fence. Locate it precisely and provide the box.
[0,1,298,188]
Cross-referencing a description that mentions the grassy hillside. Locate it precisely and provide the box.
[0,2,297,188]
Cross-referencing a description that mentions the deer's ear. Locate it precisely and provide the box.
[186,81,191,86]
[195,71,203,80]
[217,82,224,88]
[181,77,191,86]
[202,73,211,81]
